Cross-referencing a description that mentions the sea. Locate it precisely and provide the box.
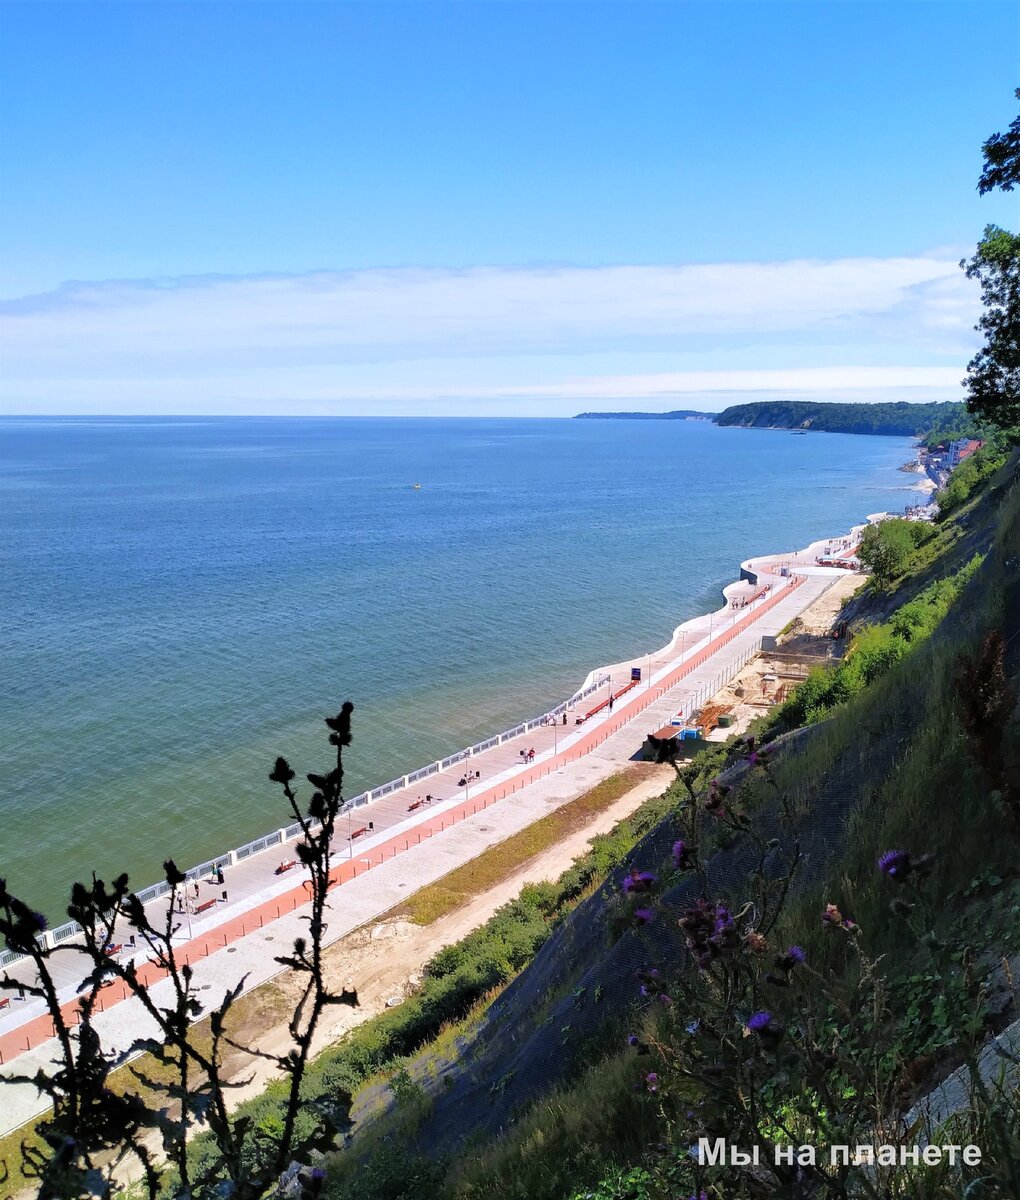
[1,416,919,919]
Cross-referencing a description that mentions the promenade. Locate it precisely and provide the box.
[0,526,862,1135]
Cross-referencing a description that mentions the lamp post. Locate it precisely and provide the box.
[646,651,652,688]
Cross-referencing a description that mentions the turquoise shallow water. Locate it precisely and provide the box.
[0,416,917,918]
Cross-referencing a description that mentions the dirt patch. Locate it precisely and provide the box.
[703,575,865,740]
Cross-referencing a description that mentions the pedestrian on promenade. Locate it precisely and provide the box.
[608,694,614,713]
[215,865,225,886]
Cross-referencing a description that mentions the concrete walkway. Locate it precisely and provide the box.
[0,526,859,1134]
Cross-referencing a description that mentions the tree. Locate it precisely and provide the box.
[961,225,1020,431]
[0,704,360,1199]
[978,87,1020,194]
[857,518,927,586]
[962,92,1020,434]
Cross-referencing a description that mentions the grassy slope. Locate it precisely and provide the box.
[321,453,1020,1200]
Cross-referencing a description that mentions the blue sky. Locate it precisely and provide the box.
[1,0,1017,415]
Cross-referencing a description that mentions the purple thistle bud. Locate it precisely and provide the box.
[622,869,658,894]
[634,907,654,926]
[747,1010,772,1032]
[645,1071,659,1092]
[672,839,691,869]
[787,944,806,963]
[627,1034,640,1046]
[878,850,912,880]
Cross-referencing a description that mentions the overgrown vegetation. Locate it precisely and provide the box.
[937,433,1013,518]
[857,517,938,586]
[773,554,982,729]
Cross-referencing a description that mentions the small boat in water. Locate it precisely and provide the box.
[412,482,422,489]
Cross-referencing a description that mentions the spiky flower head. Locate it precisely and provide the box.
[877,850,912,881]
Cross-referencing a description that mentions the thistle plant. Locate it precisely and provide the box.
[0,703,361,1200]
[614,740,1020,1199]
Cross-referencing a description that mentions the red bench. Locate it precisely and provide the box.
[0,996,10,1010]
[349,826,368,840]
[194,898,218,914]
[103,943,123,957]
[274,860,297,875]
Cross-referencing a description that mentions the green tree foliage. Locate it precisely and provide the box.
[936,435,1011,518]
[962,92,1020,434]
[961,225,1020,432]
[978,86,1020,194]
[713,399,970,438]
[857,518,933,585]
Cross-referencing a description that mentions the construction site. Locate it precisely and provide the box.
[643,572,864,753]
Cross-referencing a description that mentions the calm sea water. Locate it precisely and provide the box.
[1,417,917,918]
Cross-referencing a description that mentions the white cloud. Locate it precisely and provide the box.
[0,257,979,413]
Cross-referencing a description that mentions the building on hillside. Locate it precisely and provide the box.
[948,438,984,468]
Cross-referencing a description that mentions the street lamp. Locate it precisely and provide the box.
[646,651,652,687]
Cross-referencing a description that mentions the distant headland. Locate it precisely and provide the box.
[575,399,981,445]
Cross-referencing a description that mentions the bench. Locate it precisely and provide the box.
[0,996,10,1010]
[194,898,219,914]
[349,826,368,840]
[407,800,424,812]
[103,943,123,956]
[274,860,297,875]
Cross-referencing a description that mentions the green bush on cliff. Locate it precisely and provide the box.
[776,554,982,729]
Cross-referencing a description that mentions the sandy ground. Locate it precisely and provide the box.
[703,573,865,741]
[222,764,674,1107]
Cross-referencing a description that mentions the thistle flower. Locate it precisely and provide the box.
[672,839,691,869]
[774,944,805,972]
[822,902,845,928]
[747,1010,786,1044]
[743,931,768,954]
[644,1071,659,1093]
[877,850,912,881]
[622,869,657,895]
[627,1034,640,1046]
[633,907,654,927]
